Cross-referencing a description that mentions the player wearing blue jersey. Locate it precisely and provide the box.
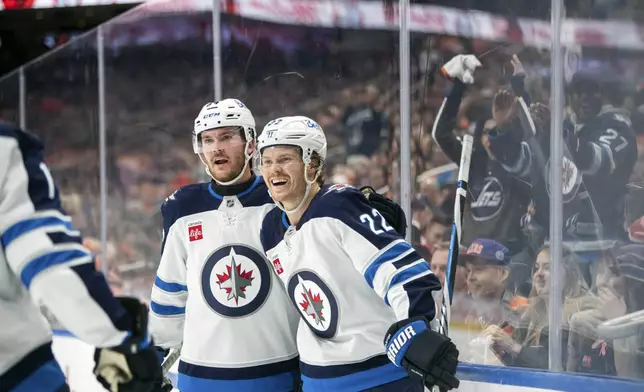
[0,123,164,392]
[257,116,460,392]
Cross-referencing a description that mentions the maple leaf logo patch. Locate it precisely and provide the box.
[216,248,254,305]
[297,275,325,326]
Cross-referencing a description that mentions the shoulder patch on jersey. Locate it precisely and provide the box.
[287,270,339,339]
[201,244,272,317]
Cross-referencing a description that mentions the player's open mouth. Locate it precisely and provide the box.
[213,158,229,165]
[270,178,288,188]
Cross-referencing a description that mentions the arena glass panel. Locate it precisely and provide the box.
[22,31,104,280]
[415,0,644,386]
[0,69,20,125]
[405,0,552,372]
[551,0,644,382]
[100,2,216,302]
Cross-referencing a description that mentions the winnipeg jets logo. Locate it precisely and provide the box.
[201,245,271,317]
[546,156,581,202]
[216,249,254,305]
[297,275,326,326]
[470,177,504,221]
[562,157,578,195]
[287,271,338,338]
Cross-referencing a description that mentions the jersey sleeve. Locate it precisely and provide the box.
[148,197,189,349]
[569,116,636,178]
[431,80,466,165]
[324,187,442,322]
[0,125,131,348]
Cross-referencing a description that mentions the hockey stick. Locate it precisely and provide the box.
[438,134,473,337]
[158,344,182,390]
[162,344,182,375]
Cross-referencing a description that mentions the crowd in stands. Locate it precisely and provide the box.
[1,0,644,383]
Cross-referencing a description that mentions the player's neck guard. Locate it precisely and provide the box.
[210,173,257,196]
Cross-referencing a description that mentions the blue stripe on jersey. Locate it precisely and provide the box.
[385,263,431,307]
[364,242,412,288]
[154,276,188,293]
[392,250,421,269]
[46,231,82,245]
[388,262,430,290]
[394,273,441,319]
[20,249,90,288]
[69,263,131,331]
[236,176,262,198]
[10,360,66,392]
[150,301,186,316]
[177,357,299,392]
[300,362,407,392]
[1,216,73,248]
[178,372,296,392]
[207,183,224,200]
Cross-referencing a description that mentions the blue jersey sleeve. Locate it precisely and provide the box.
[315,185,441,321]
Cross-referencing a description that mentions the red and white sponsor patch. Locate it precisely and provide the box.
[188,222,203,242]
[272,258,284,275]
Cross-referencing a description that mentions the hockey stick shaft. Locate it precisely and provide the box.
[162,344,182,375]
[438,134,473,337]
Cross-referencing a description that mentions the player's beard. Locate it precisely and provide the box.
[208,155,246,184]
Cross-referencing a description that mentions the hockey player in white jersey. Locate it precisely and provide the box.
[258,116,461,392]
[148,99,302,392]
[0,123,164,392]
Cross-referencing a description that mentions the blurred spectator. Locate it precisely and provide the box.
[342,84,390,157]
[485,245,602,371]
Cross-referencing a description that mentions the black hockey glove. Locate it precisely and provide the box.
[93,297,165,392]
[361,186,407,237]
[384,317,460,391]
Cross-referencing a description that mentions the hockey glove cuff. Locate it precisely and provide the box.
[361,186,407,237]
[384,317,460,391]
[93,297,165,392]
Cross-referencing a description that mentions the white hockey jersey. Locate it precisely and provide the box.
[149,176,300,392]
[260,184,442,392]
[0,124,132,391]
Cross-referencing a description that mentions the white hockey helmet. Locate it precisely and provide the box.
[258,116,327,215]
[258,116,327,164]
[192,98,256,153]
[192,98,256,185]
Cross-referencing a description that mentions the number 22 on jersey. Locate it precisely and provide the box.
[360,208,394,235]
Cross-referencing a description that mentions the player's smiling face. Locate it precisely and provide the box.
[201,127,249,183]
[261,146,311,208]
